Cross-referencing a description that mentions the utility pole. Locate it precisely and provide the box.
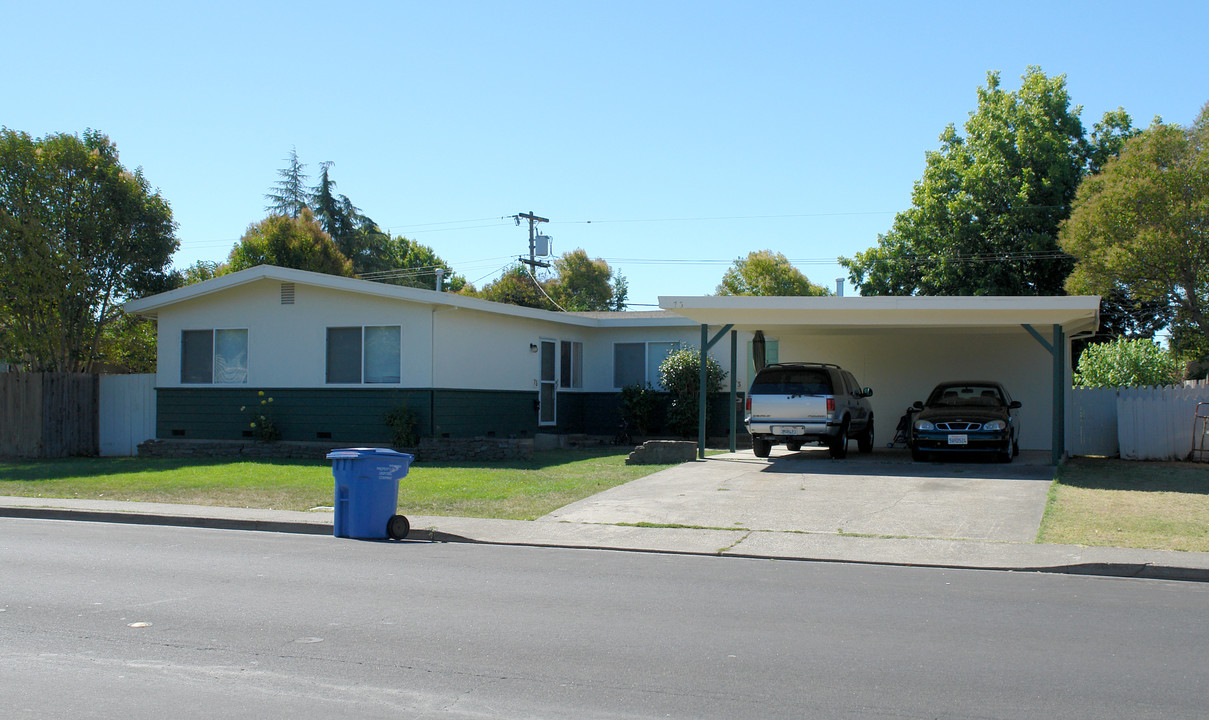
[515,211,550,270]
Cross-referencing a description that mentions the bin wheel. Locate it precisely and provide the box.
[387,514,410,540]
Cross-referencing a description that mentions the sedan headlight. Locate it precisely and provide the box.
[914,420,934,431]
[981,420,1007,431]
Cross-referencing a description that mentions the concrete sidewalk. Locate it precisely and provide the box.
[3,493,1208,582]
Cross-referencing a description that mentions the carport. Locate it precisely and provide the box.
[658,295,1101,465]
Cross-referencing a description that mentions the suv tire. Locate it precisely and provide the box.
[856,417,874,453]
[829,421,849,459]
[753,437,772,458]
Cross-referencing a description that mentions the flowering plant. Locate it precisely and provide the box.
[241,391,281,442]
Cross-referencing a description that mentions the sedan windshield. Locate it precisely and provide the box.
[926,384,1005,408]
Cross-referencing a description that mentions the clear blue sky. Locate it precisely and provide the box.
[5,1,1207,306]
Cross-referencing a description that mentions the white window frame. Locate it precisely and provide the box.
[180,328,248,385]
[325,325,402,385]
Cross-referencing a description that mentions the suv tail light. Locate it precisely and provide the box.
[827,397,836,412]
[745,397,752,412]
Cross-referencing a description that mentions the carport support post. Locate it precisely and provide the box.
[698,324,735,460]
[729,330,737,453]
[1022,323,1066,465]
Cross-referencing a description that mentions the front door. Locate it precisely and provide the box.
[539,339,556,426]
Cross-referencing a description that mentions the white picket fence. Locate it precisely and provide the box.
[98,374,156,457]
[1067,380,1209,461]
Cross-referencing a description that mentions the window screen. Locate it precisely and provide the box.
[364,326,401,383]
[613,343,645,388]
[214,329,248,384]
[326,327,362,384]
[181,330,213,384]
[647,342,677,389]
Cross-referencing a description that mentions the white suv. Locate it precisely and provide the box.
[745,363,874,459]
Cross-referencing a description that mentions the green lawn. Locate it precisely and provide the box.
[1038,457,1209,552]
[0,448,675,521]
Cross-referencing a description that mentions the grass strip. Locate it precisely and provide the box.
[1037,457,1209,552]
[0,448,675,521]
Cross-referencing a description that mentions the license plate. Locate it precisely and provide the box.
[947,434,968,446]
[773,426,803,436]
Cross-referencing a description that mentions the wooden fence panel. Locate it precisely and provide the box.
[39,373,97,457]
[0,372,97,458]
[0,373,42,457]
[99,374,156,456]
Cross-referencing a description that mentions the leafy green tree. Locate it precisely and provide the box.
[93,314,158,373]
[659,347,726,438]
[377,235,467,292]
[1073,338,1182,388]
[550,249,628,310]
[475,251,626,311]
[475,264,556,309]
[0,128,177,371]
[717,250,830,296]
[1061,104,1209,347]
[264,147,309,218]
[841,68,1137,297]
[228,209,353,276]
[172,259,229,286]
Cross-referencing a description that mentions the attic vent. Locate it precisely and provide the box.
[280,283,295,304]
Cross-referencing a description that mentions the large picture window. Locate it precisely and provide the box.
[181,329,248,384]
[613,341,678,389]
[326,326,401,384]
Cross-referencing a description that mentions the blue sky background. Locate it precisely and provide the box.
[5,1,1207,306]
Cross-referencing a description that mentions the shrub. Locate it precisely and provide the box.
[384,404,419,447]
[1074,338,1183,388]
[659,347,726,438]
[619,383,658,435]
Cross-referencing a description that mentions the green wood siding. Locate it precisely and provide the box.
[156,388,745,442]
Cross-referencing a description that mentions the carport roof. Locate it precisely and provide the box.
[657,295,1101,335]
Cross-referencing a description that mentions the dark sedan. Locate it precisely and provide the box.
[909,381,1021,462]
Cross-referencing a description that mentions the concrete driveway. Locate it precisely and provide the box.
[542,447,1056,542]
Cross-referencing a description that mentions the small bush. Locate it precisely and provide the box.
[619,383,658,435]
[1074,338,1183,388]
[659,347,726,438]
[384,404,419,447]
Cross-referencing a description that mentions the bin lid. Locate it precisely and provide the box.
[326,447,414,460]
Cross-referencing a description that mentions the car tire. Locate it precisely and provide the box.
[753,437,772,458]
[829,422,849,459]
[857,417,874,453]
[911,446,928,462]
[785,440,803,452]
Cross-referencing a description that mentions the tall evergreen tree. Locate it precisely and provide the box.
[264,147,309,218]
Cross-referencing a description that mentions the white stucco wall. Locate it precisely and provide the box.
[154,279,436,388]
[150,278,740,395]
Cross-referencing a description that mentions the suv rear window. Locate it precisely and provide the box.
[751,367,833,395]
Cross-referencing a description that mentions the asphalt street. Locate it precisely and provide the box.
[5,518,1209,719]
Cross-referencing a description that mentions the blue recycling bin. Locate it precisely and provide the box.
[326,447,414,539]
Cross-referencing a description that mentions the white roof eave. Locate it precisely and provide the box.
[657,295,1101,335]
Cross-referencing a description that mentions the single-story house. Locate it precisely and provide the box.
[123,265,1100,462]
